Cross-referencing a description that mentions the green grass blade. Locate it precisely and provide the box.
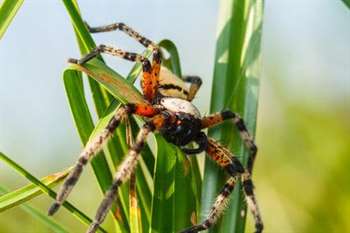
[201,0,264,232]
[68,60,146,105]
[0,0,23,39]
[0,168,71,212]
[342,0,350,9]
[62,69,114,193]
[64,49,154,233]
[149,135,177,233]
[0,185,71,233]
[63,69,129,232]
[159,40,199,231]
[0,152,107,233]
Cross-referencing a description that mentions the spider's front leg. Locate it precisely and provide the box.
[86,113,168,233]
[77,21,161,103]
[180,138,263,233]
[48,103,158,216]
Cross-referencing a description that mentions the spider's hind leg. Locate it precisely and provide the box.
[180,138,263,233]
[201,110,257,173]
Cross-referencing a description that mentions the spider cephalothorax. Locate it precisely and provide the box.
[48,22,263,233]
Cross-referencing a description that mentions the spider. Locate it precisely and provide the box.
[48,22,263,233]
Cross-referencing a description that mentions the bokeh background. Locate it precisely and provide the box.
[1,0,349,232]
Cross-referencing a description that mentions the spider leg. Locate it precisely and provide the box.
[201,110,257,174]
[48,103,158,216]
[182,75,202,101]
[181,132,208,155]
[69,44,159,103]
[85,22,158,52]
[85,21,162,102]
[86,114,168,233]
[180,138,263,233]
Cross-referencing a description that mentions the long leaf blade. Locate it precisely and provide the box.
[201,0,264,232]
[0,152,107,233]
[0,185,71,233]
[0,168,71,212]
[0,0,23,39]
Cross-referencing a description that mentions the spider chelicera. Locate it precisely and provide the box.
[48,22,263,233]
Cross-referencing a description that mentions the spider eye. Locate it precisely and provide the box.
[176,120,182,125]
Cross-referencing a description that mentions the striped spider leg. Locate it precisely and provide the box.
[82,21,161,103]
[85,21,203,102]
[86,112,169,233]
[180,110,263,233]
[48,103,158,216]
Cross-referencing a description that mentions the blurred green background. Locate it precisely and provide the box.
[0,0,349,232]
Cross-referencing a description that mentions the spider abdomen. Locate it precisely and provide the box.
[160,97,201,118]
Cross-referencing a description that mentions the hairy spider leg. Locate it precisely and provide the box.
[48,103,158,216]
[199,111,263,233]
[69,45,158,103]
[86,22,204,103]
[200,110,258,174]
[86,114,168,233]
[85,22,161,102]
[180,138,263,233]
[182,75,202,101]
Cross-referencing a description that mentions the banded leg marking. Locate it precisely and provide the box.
[180,177,238,233]
[85,22,158,50]
[242,172,264,233]
[48,105,133,216]
[85,21,162,102]
[86,115,165,233]
[179,138,263,233]
[201,110,258,174]
[68,44,159,102]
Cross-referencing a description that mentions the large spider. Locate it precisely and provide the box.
[48,22,263,233]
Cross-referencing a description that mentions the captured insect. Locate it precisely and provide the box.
[48,22,263,233]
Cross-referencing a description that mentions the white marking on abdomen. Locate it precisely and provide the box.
[160,97,201,118]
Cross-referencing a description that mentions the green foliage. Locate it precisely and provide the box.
[0,0,23,39]
[201,0,264,232]
[0,152,107,233]
[0,185,71,233]
[342,0,350,9]
[0,0,263,232]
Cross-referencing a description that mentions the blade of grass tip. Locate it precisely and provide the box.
[201,0,264,233]
[0,152,107,233]
[0,167,71,212]
[0,0,24,39]
[0,185,71,233]
[159,40,199,231]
